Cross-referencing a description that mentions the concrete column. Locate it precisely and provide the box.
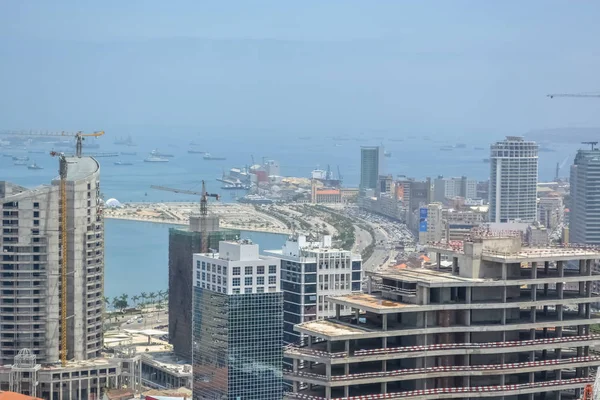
[586,259,592,276]
[558,260,564,277]
[308,335,313,348]
[543,283,548,297]
[437,253,441,270]
[354,308,359,321]
[557,304,563,321]
[530,307,536,323]
[345,340,350,355]
[381,382,388,394]
[501,263,507,280]
[531,262,537,278]
[325,386,331,399]
[344,386,349,397]
[382,314,388,331]
[327,340,332,353]
[336,304,341,319]
[452,256,458,275]
[326,363,331,379]
[466,287,472,303]
[531,284,537,301]
[544,261,549,276]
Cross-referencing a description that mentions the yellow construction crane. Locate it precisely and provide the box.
[151,182,220,252]
[49,151,69,366]
[0,130,104,157]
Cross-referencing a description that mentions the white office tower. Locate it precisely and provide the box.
[265,235,362,347]
[489,136,538,223]
[0,158,140,399]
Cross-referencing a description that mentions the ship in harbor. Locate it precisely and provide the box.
[222,182,250,190]
[188,149,205,154]
[151,149,174,158]
[114,161,133,166]
[203,153,226,161]
[27,162,43,170]
[237,194,273,204]
[144,155,169,163]
[114,136,136,146]
[384,151,391,158]
[14,160,27,166]
[12,156,29,161]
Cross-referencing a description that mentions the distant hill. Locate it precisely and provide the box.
[525,127,600,143]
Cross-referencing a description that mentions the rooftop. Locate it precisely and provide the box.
[61,156,99,181]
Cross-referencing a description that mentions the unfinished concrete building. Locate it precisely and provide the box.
[284,231,600,400]
[0,158,140,399]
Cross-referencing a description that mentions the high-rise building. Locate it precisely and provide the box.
[265,235,362,347]
[489,136,538,223]
[285,232,600,400]
[570,148,600,244]
[192,240,283,400]
[168,215,239,361]
[433,176,477,202]
[0,157,141,398]
[360,146,383,191]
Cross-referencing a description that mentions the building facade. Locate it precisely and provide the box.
[265,235,362,348]
[489,136,538,223]
[359,146,383,192]
[285,232,600,400]
[168,216,239,361]
[433,176,477,202]
[192,240,283,400]
[570,148,600,244]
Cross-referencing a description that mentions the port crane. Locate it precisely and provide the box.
[150,182,220,252]
[0,130,105,157]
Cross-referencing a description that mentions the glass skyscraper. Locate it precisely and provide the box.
[192,240,283,400]
[360,146,384,191]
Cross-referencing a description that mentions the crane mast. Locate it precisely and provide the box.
[50,151,68,367]
[150,182,220,252]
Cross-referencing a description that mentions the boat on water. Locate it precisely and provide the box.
[203,153,226,161]
[188,149,206,154]
[114,161,133,166]
[12,156,29,161]
[237,194,273,204]
[455,143,467,149]
[2,154,13,158]
[151,149,174,158]
[222,183,250,190]
[440,146,453,151]
[14,160,27,166]
[27,162,43,170]
[120,151,137,156]
[114,136,136,146]
[144,156,169,163]
[384,151,392,158]
[85,152,118,158]
[28,150,46,154]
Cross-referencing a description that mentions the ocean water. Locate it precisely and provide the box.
[1,133,580,299]
[104,219,287,299]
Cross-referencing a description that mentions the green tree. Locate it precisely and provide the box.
[149,292,157,306]
[132,295,140,307]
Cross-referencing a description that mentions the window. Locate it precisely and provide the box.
[201,272,206,280]
[269,265,277,274]
[232,278,240,286]
[269,276,276,285]
[233,267,240,276]
[212,264,216,273]
[33,202,39,208]
[33,211,39,218]
[33,220,39,226]
[257,276,264,285]
[202,261,206,270]
[257,266,264,274]
[245,276,252,286]
[196,260,201,268]
[245,266,253,275]
[222,266,227,275]
[257,287,264,293]
[233,289,240,294]
[217,265,222,274]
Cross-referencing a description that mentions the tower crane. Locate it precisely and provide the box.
[150,181,220,252]
[0,130,105,157]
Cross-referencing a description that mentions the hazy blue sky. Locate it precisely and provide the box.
[1,1,599,138]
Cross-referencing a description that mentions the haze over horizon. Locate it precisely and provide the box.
[1,1,599,141]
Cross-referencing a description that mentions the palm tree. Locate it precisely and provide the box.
[132,295,140,308]
[157,290,166,305]
[149,292,157,307]
[120,293,129,308]
[140,292,148,308]
[103,296,110,311]
[164,289,169,305]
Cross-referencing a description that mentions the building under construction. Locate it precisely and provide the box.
[0,156,142,399]
[168,214,239,361]
[284,231,600,400]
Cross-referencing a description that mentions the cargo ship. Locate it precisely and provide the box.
[144,155,169,163]
[14,160,27,166]
[203,153,226,161]
[27,162,43,170]
[151,149,174,158]
[114,136,136,146]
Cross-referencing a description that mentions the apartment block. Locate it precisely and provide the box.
[284,231,600,400]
